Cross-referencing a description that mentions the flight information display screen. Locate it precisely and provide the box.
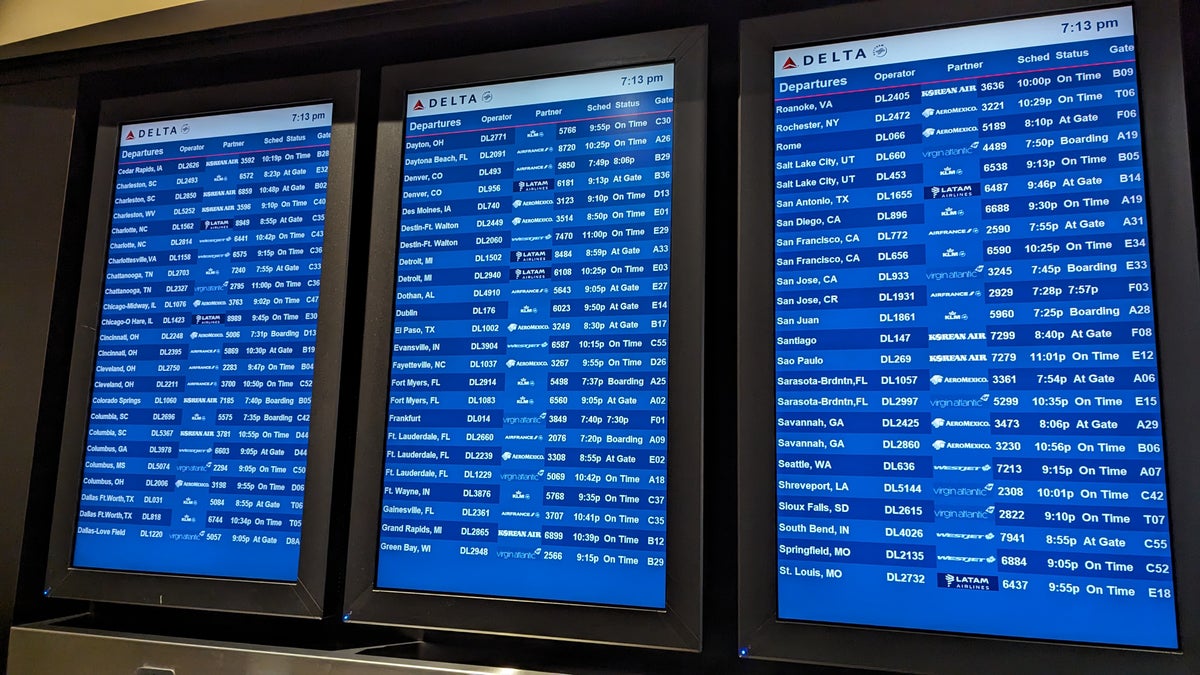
[772,6,1178,647]
[378,64,673,607]
[75,103,333,581]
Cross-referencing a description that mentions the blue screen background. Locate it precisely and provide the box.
[377,66,674,608]
[772,7,1179,648]
[73,103,333,581]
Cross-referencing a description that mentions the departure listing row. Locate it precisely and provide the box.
[76,104,334,581]
[772,6,1178,648]
[378,64,674,608]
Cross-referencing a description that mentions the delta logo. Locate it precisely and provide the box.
[413,93,478,111]
[127,125,181,140]
[782,45,885,70]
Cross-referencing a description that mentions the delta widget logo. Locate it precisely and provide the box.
[781,45,885,70]
[412,93,479,111]
[124,123,189,141]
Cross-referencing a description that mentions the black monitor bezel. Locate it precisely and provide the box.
[44,70,360,618]
[738,0,1200,672]
[343,27,706,650]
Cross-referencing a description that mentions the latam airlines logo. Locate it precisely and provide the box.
[938,573,998,591]
[412,91,490,111]
[782,44,886,70]
[124,123,189,141]
[926,183,979,200]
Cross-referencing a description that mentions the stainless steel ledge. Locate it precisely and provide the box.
[8,621,563,675]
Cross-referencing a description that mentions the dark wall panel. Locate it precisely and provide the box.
[0,76,78,655]
[0,1,1195,673]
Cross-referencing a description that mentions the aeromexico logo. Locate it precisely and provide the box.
[124,123,189,141]
[782,44,886,69]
